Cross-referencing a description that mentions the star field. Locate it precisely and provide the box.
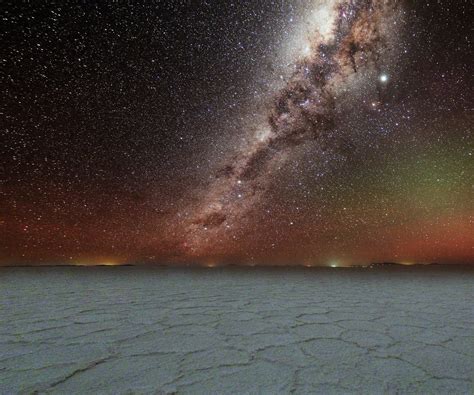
[1,1,472,266]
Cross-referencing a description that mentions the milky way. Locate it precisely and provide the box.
[182,0,404,257]
[3,0,472,266]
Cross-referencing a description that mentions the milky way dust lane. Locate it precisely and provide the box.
[177,0,405,258]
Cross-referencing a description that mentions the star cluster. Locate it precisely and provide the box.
[1,1,472,266]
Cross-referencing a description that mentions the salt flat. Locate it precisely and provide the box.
[0,266,473,394]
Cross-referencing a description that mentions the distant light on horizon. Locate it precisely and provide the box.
[101,261,118,266]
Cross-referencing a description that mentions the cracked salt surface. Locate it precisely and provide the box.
[0,266,473,394]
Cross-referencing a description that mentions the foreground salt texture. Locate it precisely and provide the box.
[0,266,473,394]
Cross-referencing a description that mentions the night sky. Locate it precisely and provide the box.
[2,1,473,266]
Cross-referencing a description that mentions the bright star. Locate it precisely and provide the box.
[379,74,388,83]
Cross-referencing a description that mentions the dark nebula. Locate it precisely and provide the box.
[182,1,405,257]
